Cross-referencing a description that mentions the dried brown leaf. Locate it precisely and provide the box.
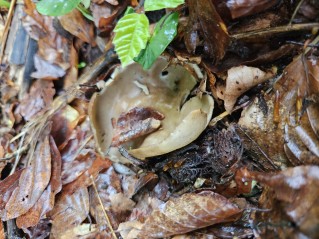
[23,0,70,74]
[185,0,230,62]
[16,136,62,229]
[226,0,278,19]
[241,166,319,238]
[222,65,276,112]
[274,55,319,117]
[50,105,80,149]
[59,9,96,46]
[138,191,242,238]
[2,124,52,220]
[89,166,122,230]
[111,107,164,146]
[0,170,23,213]
[50,187,90,238]
[90,2,118,32]
[0,221,4,239]
[63,154,112,195]
[18,80,55,121]
[31,54,66,80]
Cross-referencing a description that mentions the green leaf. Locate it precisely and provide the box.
[113,13,150,67]
[81,0,90,9]
[144,0,184,11]
[0,0,10,9]
[76,5,93,21]
[36,0,82,16]
[135,12,179,70]
[124,6,135,15]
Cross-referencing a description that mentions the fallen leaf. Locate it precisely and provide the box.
[90,2,119,33]
[23,219,51,239]
[89,166,122,230]
[138,191,242,238]
[111,107,165,146]
[226,0,279,19]
[59,224,108,239]
[23,0,71,73]
[61,151,95,185]
[2,124,52,220]
[31,54,66,80]
[63,154,112,195]
[185,0,230,62]
[21,219,51,239]
[274,55,319,118]
[0,221,4,239]
[16,136,62,229]
[59,9,96,46]
[50,105,80,149]
[0,170,23,214]
[50,187,90,238]
[18,79,55,121]
[240,166,319,238]
[221,65,276,112]
[238,95,285,170]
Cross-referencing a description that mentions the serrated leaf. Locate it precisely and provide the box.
[144,0,184,11]
[113,13,150,67]
[36,0,82,16]
[135,12,179,70]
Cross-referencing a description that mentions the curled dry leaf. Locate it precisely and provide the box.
[241,166,319,238]
[16,137,62,229]
[111,107,165,147]
[59,9,96,46]
[220,65,276,112]
[138,191,242,238]
[185,0,230,62]
[90,2,119,32]
[18,79,55,121]
[89,57,214,159]
[2,124,52,220]
[50,187,90,238]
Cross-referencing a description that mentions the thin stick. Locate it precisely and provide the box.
[232,23,319,40]
[9,131,25,175]
[0,0,17,64]
[289,0,305,25]
[90,175,117,239]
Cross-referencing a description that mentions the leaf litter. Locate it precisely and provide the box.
[0,0,319,238]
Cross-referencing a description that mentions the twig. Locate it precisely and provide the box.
[9,131,25,175]
[232,23,319,40]
[0,0,17,64]
[90,175,117,239]
[289,0,305,25]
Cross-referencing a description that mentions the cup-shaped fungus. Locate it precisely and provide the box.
[89,57,214,160]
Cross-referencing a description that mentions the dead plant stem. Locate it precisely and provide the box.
[232,23,319,40]
[90,175,117,239]
[0,0,17,64]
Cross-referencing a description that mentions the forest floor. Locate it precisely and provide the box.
[0,0,319,238]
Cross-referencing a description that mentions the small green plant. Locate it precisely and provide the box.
[113,0,185,69]
[0,0,10,8]
[36,0,93,20]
